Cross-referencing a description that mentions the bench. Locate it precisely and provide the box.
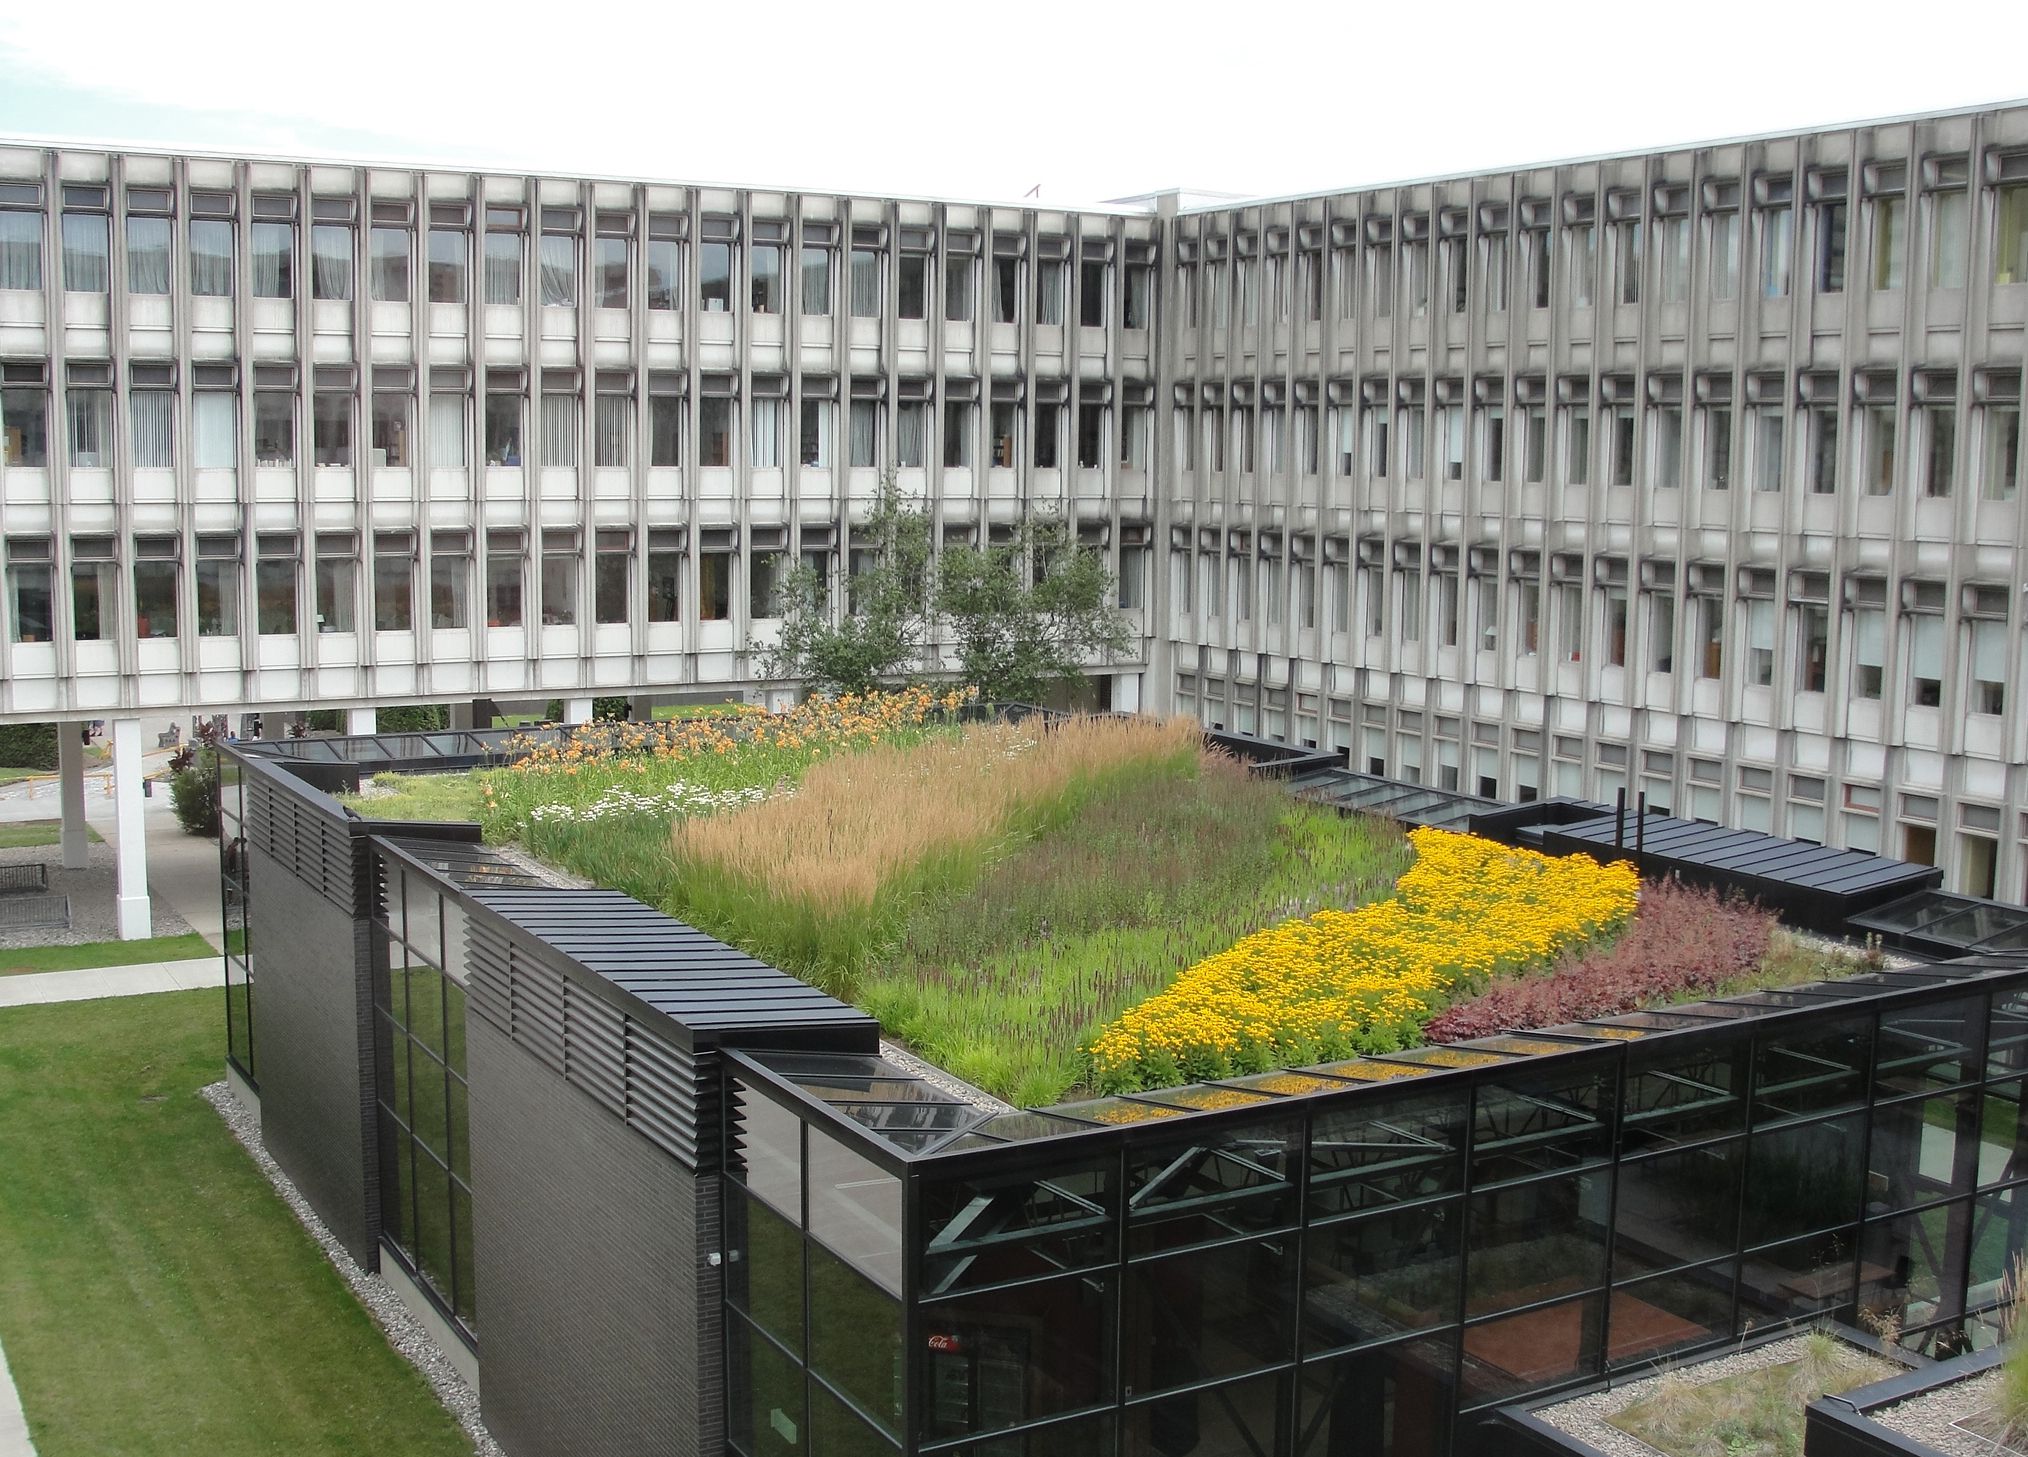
[0,893,71,931]
[0,862,50,896]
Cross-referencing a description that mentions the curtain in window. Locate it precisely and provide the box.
[849,250,880,317]
[1855,610,1885,673]
[429,394,467,467]
[370,228,410,302]
[1035,262,1064,324]
[68,390,109,466]
[849,400,877,467]
[0,212,41,291]
[750,398,781,468]
[595,395,629,467]
[312,226,352,300]
[484,234,521,304]
[540,394,579,467]
[251,222,292,297]
[895,403,926,468]
[126,217,171,294]
[61,214,109,292]
[130,390,174,467]
[538,235,575,306]
[189,220,232,296]
[193,393,236,469]
[1909,614,1944,676]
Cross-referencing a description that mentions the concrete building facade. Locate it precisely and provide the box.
[4,101,2028,926]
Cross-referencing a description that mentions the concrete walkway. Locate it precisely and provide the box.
[0,1336,32,1457]
[0,957,223,1010]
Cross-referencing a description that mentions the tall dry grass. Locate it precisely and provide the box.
[665,714,1201,992]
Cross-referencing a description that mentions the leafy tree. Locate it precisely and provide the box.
[760,473,935,695]
[759,472,1129,702]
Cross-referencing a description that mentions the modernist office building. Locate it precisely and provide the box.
[4,100,2028,932]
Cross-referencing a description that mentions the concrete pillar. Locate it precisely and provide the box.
[57,726,91,869]
[563,697,594,725]
[111,717,150,940]
[1113,672,1142,714]
[347,707,378,736]
[448,700,476,731]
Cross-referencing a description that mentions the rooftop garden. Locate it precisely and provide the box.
[348,692,1873,1105]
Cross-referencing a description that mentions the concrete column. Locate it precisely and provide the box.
[448,700,476,731]
[111,717,150,940]
[1114,672,1142,714]
[57,726,90,869]
[347,707,378,736]
[563,697,594,725]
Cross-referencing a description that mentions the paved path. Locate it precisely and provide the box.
[0,1336,32,1457]
[0,958,222,1010]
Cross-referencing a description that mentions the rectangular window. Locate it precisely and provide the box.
[1709,212,1739,301]
[1403,241,1428,315]
[1035,260,1065,325]
[1972,618,2008,716]
[1401,404,1425,479]
[1,386,49,466]
[699,397,732,467]
[849,400,878,468]
[747,550,780,619]
[1922,405,1956,497]
[61,213,109,293]
[1604,586,1629,666]
[1482,233,1508,312]
[594,539,628,625]
[1743,599,1776,685]
[1997,184,2028,286]
[1930,191,1968,289]
[540,392,579,468]
[253,392,293,466]
[1523,405,1546,483]
[1616,220,1641,304]
[126,215,170,294]
[1852,606,1884,699]
[751,244,783,313]
[1808,408,1838,494]
[191,545,240,640]
[1566,224,1595,307]
[1873,196,1906,289]
[1657,216,1690,303]
[311,225,352,300]
[537,234,575,306]
[313,392,352,466]
[646,239,679,310]
[483,231,521,304]
[1076,402,1103,470]
[1526,230,1550,308]
[71,555,115,641]
[1295,403,1316,475]
[428,392,465,468]
[993,256,1019,323]
[429,543,469,629]
[133,557,178,638]
[698,552,731,620]
[1759,207,1792,297]
[314,551,355,633]
[1753,406,1785,492]
[370,390,411,468]
[426,230,465,303]
[800,246,830,315]
[1694,596,1724,678]
[700,241,731,311]
[486,538,522,627]
[945,255,974,320]
[990,402,1017,469]
[483,392,522,466]
[1034,402,1060,469]
[7,558,51,643]
[0,211,42,291]
[1202,405,1224,471]
[800,399,831,467]
[1609,405,1635,486]
[751,397,783,469]
[649,394,681,467]
[369,227,410,302]
[1232,404,1255,473]
[1909,613,1945,706]
[1369,245,1392,317]
[1653,405,1682,489]
[1440,404,1464,481]
[1864,405,1896,495]
[1649,593,1676,672]
[943,401,972,468]
[645,544,682,624]
[1079,259,1105,326]
[251,222,293,298]
[898,252,928,320]
[594,394,629,468]
[1798,604,1830,692]
[66,389,111,468]
[1125,262,1153,327]
[374,548,412,631]
[1817,202,1846,292]
[255,558,296,635]
[1368,404,1390,478]
[540,539,577,625]
[1980,402,2019,500]
[129,389,174,468]
[850,249,881,317]
[1566,405,1590,485]
[190,392,234,470]
[189,219,232,296]
[593,236,628,308]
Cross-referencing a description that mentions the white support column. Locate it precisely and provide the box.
[563,697,594,725]
[111,717,151,941]
[347,707,378,736]
[1113,672,1142,714]
[57,726,90,869]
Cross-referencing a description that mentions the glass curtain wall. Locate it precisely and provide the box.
[726,975,2028,1457]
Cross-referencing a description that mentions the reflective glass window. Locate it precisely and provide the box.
[1470,1065,1615,1186]
[1737,1228,1859,1325]
[730,1314,806,1457]
[920,1157,1115,1297]
[807,1130,902,1295]
[809,1240,902,1436]
[1302,1199,1461,1355]
[1463,1173,1608,1317]
[917,1272,1115,1440]
[728,1192,804,1354]
[1741,1115,1863,1246]
[1877,996,1982,1096]
[1611,1141,1743,1280]
[1753,1015,1871,1123]
[1121,1368,1286,1457]
[1309,1088,1467,1220]
[1621,1039,1749,1154]
[730,1082,804,1221]
[1122,1236,1296,1392]
[1869,1092,1972,1212]
[1296,1334,1454,1457]
[1458,1294,1602,1408]
[1127,1116,1298,1256]
[1607,1263,1736,1368]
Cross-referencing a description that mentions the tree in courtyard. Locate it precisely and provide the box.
[758,472,1130,702]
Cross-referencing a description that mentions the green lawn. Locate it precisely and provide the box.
[0,819,105,850]
[1,932,219,976]
[0,991,473,1456]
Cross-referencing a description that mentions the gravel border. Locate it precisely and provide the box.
[1535,1332,1899,1457]
[1874,1368,2021,1457]
[202,1081,502,1457]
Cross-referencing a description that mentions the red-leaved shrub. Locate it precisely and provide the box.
[1423,879,1774,1042]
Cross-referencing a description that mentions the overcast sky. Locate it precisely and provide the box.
[4,1,2026,205]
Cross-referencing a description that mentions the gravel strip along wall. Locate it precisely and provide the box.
[1872,1368,2009,1457]
[203,1081,503,1457]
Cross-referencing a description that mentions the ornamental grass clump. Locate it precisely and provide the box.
[667,713,1202,993]
[1085,828,1637,1093]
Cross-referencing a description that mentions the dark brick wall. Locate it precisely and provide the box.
[244,841,379,1266]
[469,1012,717,1457]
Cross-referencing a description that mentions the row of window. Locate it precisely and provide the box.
[1168,390,2022,502]
[0,206,1155,326]
[0,533,1149,642]
[1177,171,2028,329]
[0,384,1161,473]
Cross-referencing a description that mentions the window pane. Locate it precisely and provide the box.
[374,553,412,630]
[701,242,732,311]
[7,563,52,643]
[369,227,410,302]
[189,219,232,295]
[725,1193,803,1353]
[251,222,293,298]
[483,232,521,304]
[1304,1200,1461,1354]
[918,1273,1114,1441]
[255,560,296,634]
[133,559,178,638]
[314,556,356,632]
[312,393,352,466]
[540,549,577,625]
[593,236,627,308]
[800,246,830,314]
[426,230,465,303]
[1,387,49,466]
[752,244,782,313]
[253,393,294,466]
[538,234,575,306]
[129,391,173,468]
[0,211,43,291]
[595,549,628,623]
[193,393,236,469]
[312,225,352,300]
[371,393,410,467]
[483,394,523,466]
[428,394,465,467]
[1612,1141,1742,1280]
[429,553,468,629]
[809,1239,902,1437]
[1740,1116,1863,1247]
[61,213,108,293]
[126,216,170,294]
[646,240,678,309]
[485,552,522,627]
[649,395,680,467]
[1463,1172,1607,1316]
[66,390,111,466]
[1297,1335,1453,1457]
